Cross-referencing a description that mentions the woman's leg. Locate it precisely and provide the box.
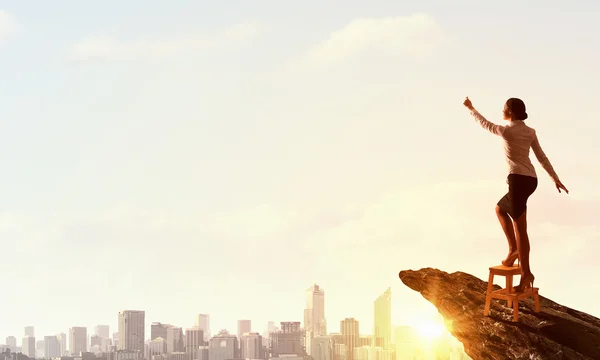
[495,205,518,261]
[513,209,532,278]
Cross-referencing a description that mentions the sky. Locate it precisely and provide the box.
[2,0,600,343]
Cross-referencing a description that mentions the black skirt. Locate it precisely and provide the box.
[497,173,538,219]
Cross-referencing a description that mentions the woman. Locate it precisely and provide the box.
[463,96,569,292]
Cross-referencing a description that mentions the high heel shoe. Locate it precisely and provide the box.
[502,251,519,267]
[514,273,535,293]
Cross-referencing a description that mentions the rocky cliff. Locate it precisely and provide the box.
[398,268,600,360]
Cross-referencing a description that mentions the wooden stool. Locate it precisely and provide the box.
[483,265,541,321]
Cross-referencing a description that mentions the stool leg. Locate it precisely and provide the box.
[484,272,494,316]
[513,296,519,322]
[506,275,513,308]
[534,291,540,312]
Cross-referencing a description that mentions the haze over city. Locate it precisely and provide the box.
[1,0,600,356]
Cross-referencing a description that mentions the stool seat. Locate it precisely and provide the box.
[488,264,521,275]
[484,264,540,322]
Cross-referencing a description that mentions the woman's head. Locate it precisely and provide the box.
[503,98,528,121]
[504,98,527,120]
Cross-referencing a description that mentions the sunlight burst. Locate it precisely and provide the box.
[416,319,445,340]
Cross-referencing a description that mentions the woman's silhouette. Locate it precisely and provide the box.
[463,97,568,292]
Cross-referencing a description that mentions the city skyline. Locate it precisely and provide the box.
[0,285,412,347]
[0,285,465,359]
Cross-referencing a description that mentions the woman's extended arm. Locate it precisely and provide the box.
[463,97,506,136]
[531,132,569,193]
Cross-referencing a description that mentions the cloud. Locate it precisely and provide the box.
[68,20,262,62]
[0,10,18,45]
[303,13,450,68]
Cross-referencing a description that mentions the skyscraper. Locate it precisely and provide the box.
[340,318,359,360]
[166,327,184,353]
[304,284,326,356]
[118,310,145,353]
[185,328,205,360]
[270,322,305,357]
[237,320,251,340]
[195,314,210,342]
[69,327,87,355]
[5,336,16,352]
[24,327,34,338]
[22,336,35,358]
[263,321,278,340]
[44,335,61,359]
[151,323,171,341]
[208,330,237,360]
[56,333,67,356]
[374,288,391,349]
[240,332,262,359]
[95,325,110,339]
[304,284,326,336]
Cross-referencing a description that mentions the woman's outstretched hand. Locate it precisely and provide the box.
[555,180,569,194]
[463,96,474,110]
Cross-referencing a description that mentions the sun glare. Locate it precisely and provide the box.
[416,319,445,340]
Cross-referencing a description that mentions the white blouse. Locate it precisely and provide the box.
[470,108,560,182]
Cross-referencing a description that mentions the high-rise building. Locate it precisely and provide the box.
[374,288,391,349]
[5,336,16,352]
[24,327,34,338]
[146,337,167,359]
[340,318,359,360]
[167,327,184,353]
[56,333,67,356]
[185,328,204,360]
[101,338,113,353]
[263,321,279,341]
[22,336,35,358]
[96,325,110,339]
[304,284,326,356]
[304,284,326,336]
[44,335,61,359]
[208,330,237,360]
[91,335,102,348]
[35,339,45,359]
[240,332,262,359]
[118,310,145,353]
[270,322,305,357]
[151,323,171,341]
[237,320,251,341]
[311,336,332,360]
[69,327,87,354]
[195,314,210,342]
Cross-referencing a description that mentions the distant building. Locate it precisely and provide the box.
[311,336,331,360]
[69,327,87,354]
[44,335,61,359]
[166,327,183,353]
[21,336,35,358]
[373,288,391,349]
[269,322,305,357]
[118,310,145,353]
[195,315,210,342]
[146,337,167,359]
[5,337,16,352]
[240,332,262,359]
[236,320,251,342]
[96,326,110,340]
[208,330,237,360]
[184,328,204,360]
[340,318,359,360]
[106,349,142,360]
[151,323,171,341]
[56,333,67,356]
